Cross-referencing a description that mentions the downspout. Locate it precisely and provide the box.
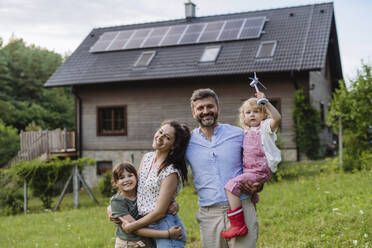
[72,86,82,158]
[290,70,299,90]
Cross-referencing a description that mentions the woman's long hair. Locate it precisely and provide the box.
[157,120,190,183]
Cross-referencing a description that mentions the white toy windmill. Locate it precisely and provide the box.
[249,72,268,107]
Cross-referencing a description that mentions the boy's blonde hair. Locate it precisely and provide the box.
[239,98,268,129]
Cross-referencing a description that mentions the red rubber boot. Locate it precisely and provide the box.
[221,206,248,239]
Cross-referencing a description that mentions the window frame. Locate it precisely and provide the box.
[96,105,127,136]
[199,45,222,63]
[134,51,156,67]
[255,40,277,58]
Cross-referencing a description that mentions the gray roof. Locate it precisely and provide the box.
[45,2,342,87]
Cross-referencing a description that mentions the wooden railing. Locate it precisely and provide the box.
[6,129,76,167]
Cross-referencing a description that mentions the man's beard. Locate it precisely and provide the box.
[198,113,218,127]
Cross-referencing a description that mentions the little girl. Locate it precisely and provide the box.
[110,162,183,248]
[221,92,281,239]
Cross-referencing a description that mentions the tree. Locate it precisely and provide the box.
[327,62,372,170]
[0,120,19,167]
[0,36,74,131]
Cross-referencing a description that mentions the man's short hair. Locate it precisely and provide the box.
[190,88,219,109]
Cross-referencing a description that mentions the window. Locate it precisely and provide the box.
[97,106,127,136]
[200,46,221,62]
[256,41,277,58]
[134,51,156,67]
[97,161,112,175]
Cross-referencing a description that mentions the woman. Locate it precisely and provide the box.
[121,120,190,247]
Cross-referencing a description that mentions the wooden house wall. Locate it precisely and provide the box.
[75,72,309,159]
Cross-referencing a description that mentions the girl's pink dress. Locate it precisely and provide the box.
[225,126,272,203]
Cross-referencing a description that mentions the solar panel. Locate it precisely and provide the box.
[199,22,224,43]
[218,19,244,41]
[90,31,118,52]
[142,27,169,48]
[239,17,266,39]
[160,25,187,46]
[239,27,261,39]
[107,30,134,50]
[179,23,205,44]
[90,16,267,52]
[124,29,152,49]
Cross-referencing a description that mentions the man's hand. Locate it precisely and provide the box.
[107,205,120,224]
[168,226,183,240]
[167,201,179,215]
[241,180,264,195]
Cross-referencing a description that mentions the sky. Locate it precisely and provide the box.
[1,0,371,83]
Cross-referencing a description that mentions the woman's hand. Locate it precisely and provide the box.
[168,226,183,240]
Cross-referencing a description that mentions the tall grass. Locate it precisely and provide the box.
[0,160,371,247]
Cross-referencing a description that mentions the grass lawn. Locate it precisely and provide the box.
[0,160,371,247]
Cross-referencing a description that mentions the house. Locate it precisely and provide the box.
[45,2,343,187]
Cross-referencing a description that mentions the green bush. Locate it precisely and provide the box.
[98,170,116,197]
[0,187,23,216]
[0,171,23,215]
[292,89,321,159]
[341,131,372,172]
[8,157,93,209]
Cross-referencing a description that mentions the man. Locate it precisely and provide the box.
[186,88,262,248]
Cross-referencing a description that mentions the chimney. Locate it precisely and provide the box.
[185,0,196,19]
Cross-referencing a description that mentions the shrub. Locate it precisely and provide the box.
[0,171,23,215]
[0,187,23,216]
[8,157,94,209]
[98,170,116,197]
[292,89,321,159]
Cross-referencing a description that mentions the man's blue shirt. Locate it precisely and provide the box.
[186,123,248,207]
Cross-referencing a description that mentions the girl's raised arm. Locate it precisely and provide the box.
[256,92,281,132]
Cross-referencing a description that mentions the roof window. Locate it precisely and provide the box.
[200,46,221,62]
[256,41,277,58]
[134,51,156,67]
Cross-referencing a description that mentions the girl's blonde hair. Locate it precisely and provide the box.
[239,98,268,129]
